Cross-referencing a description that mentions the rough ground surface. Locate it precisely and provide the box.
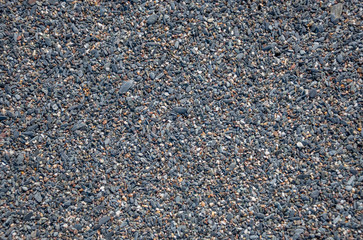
[0,0,362,239]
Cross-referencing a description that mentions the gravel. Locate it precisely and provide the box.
[0,0,362,239]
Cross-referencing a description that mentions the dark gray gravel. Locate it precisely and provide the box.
[1,0,362,239]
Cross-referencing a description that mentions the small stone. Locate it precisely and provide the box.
[52,104,58,111]
[23,212,33,221]
[310,190,319,198]
[31,230,37,238]
[333,216,341,224]
[48,0,58,5]
[336,54,344,64]
[173,107,188,115]
[331,3,343,19]
[99,216,111,225]
[149,72,156,80]
[147,14,158,25]
[93,224,101,231]
[329,150,336,156]
[119,80,134,94]
[13,130,19,139]
[233,26,240,37]
[318,227,326,233]
[309,89,317,98]
[71,122,87,131]
[236,53,244,60]
[71,24,79,34]
[346,176,355,186]
[34,192,42,203]
[63,201,72,208]
[44,37,52,47]
[23,131,35,137]
[262,45,273,51]
[316,24,324,33]
[28,0,36,5]
[73,224,82,231]
[104,62,111,72]
[297,142,304,148]
[270,179,277,185]
[0,115,7,121]
[226,213,233,221]
[350,168,358,175]
[16,154,24,165]
[295,229,304,235]
[346,145,354,151]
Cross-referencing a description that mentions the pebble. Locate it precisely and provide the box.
[173,107,188,115]
[119,80,134,94]
[71,122,87,131]
[147,14,158,26]
[310,190,320,198]
[309,89,317,98]
[337,54,344,64]
[331,3,343,19]
[34,192,43,203]
[297,142,304,148]
[23,212,33,221]
[0,0,361,239]
[99,216,111,226]
[346,176,355,186]
[52,104,58,111]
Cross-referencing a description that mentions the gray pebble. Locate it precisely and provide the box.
[99,216,111,225]
[173,107,188,115]
[346,176,355,186]
[147,14,158,26]
[149,72,156,80]
[34,192,42,203]
[52,104,58,111]
[71,122,87,131]
[295,229,304,235]
[310,190,319,198]
[309,89,317,98]
[236,53,244,60]
[23,212,33,221]
[331,3,343,19]
[336,54,344,64]
[119,80,134,94]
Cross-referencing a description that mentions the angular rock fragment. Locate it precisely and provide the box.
[147,14,158,26]
[331,3,343,19]
[173,107,188,115]
[119,80,134,94]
